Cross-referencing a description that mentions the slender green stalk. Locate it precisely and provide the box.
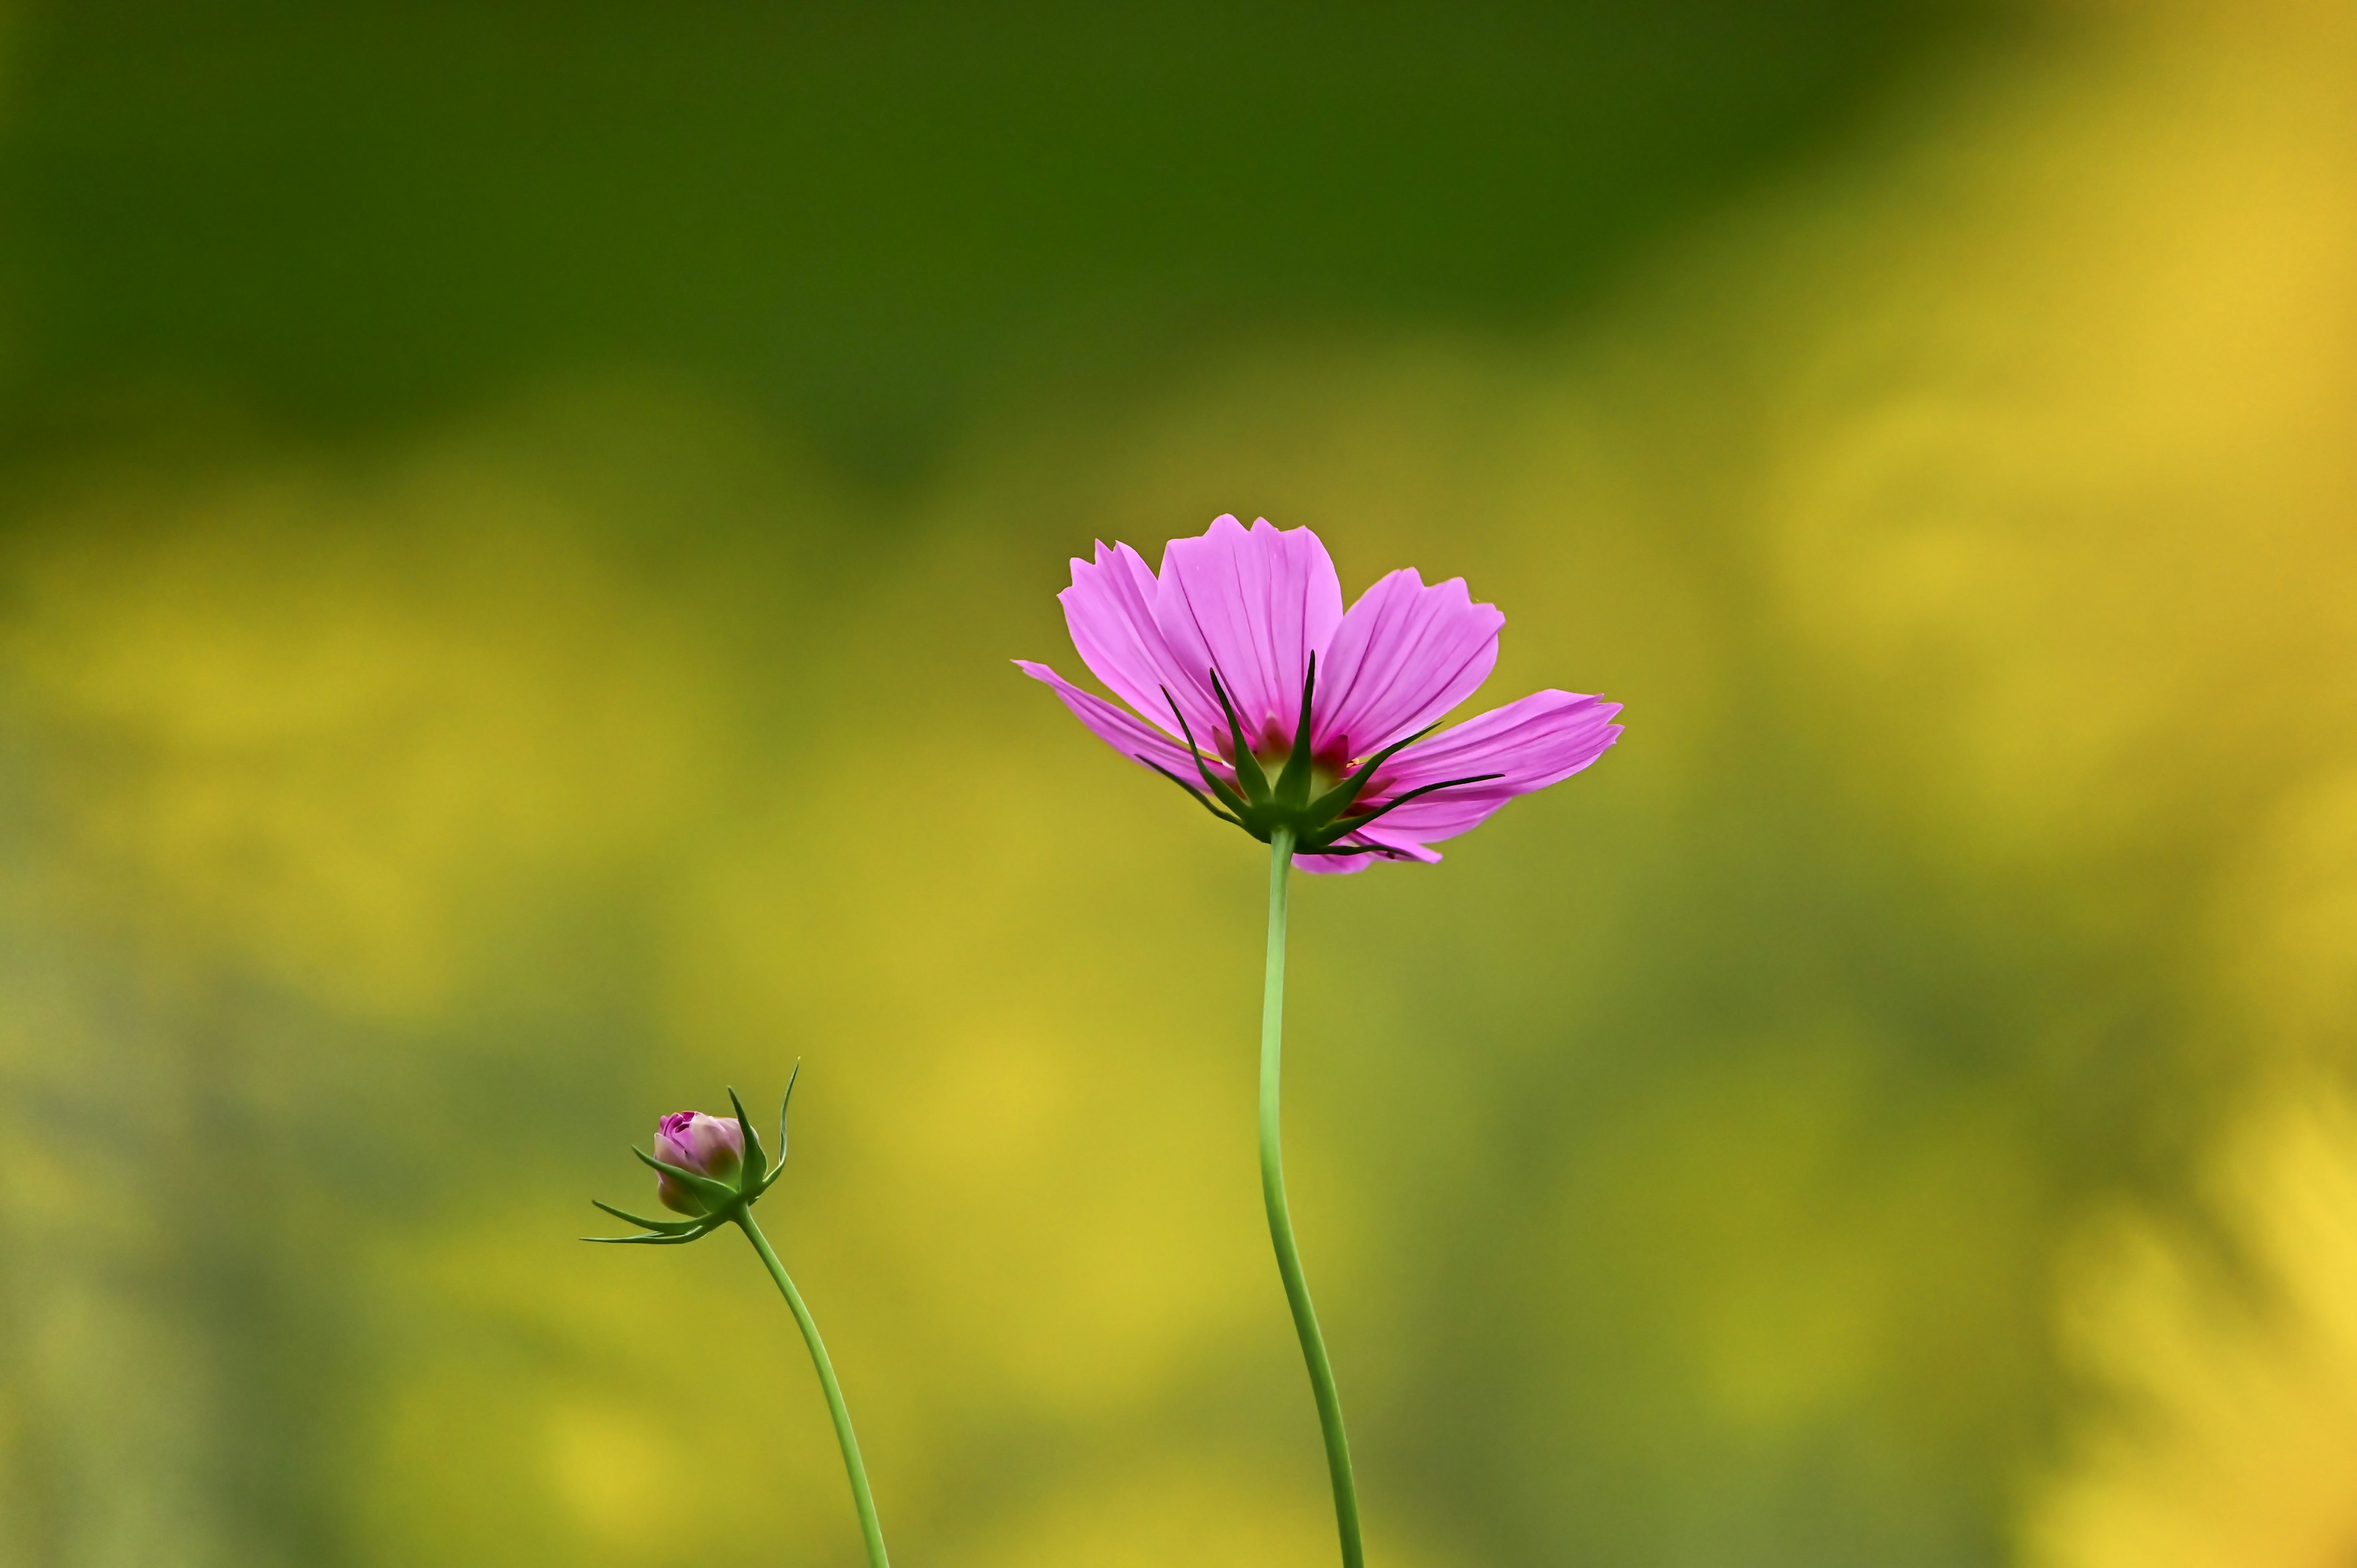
[737,1212,891,1568]
[1261,825,1366,1568]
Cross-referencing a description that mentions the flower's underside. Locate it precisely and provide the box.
[1020,516,1622,871]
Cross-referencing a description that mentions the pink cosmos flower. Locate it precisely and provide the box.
[653,1110,746,1214]
[1018,514,1621,870]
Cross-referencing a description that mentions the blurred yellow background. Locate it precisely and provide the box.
[0,1,2351,1564]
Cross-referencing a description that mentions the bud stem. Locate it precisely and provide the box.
[1260,826,1366,1568]
[735,1212,891,1568]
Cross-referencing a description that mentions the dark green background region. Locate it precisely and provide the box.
[5,0,1990,472]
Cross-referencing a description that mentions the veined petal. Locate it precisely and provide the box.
[1016,660,1229,784]
[1151,516,1344,751]
[1344,782,1521,845]
[1058,540,1221,740]
[1314,569,1504,757]
[1357,690,1622,843]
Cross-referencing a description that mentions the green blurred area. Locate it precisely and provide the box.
[2,3,2355,1567]
[2,0,1987,477]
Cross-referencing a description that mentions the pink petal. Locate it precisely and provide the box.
[1293,849,1380,875]
[1058,540,1223,741]
[1293,828,1441,874]
[1312,569,1504,759]
[653,1110,745,1213]
[1355,690,1623,845]
[1151,516,1343,754]
[654,1111,743,1174]
[1016,660,1232,788]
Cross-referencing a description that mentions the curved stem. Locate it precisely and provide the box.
[1260,825,1366,1568]
[737,1212,891,1568]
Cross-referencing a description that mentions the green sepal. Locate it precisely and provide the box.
[591,1199,705,1234]
[727,1085,769,1192]
[1302,722,1438,828]
[1142,759,1247,826]
[760,1063,802,1195]
[1208,671,1272,805]
[1271,652,1319,807]
[1161,689,1251,816]
[582,1226,714,1245]
[1326,771,1505,838]
[632,1146,740,1213]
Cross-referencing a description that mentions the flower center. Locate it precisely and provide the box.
[1250,743,1345,799]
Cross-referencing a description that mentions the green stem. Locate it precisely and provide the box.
[1261,826,1366,1568]
[737,1211,891,1568]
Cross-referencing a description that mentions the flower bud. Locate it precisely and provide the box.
[652,1110,745,1214]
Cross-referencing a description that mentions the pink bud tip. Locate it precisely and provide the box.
[651,1110,746,1214]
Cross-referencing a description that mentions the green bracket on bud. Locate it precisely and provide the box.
[584,1061,802,1245]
